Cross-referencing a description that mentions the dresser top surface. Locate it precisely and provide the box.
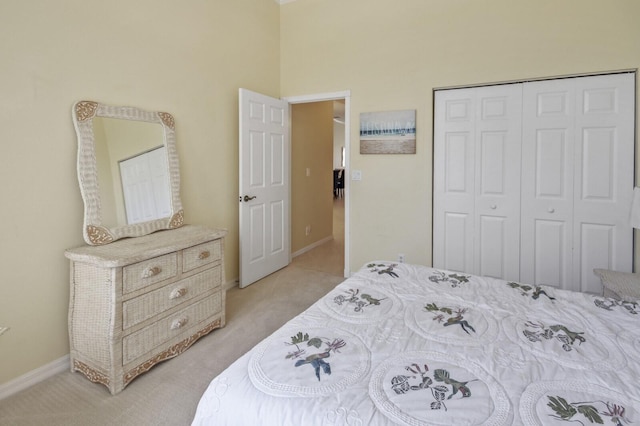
[65,225,226,267]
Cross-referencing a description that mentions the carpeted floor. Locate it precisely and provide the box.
[0,201,346,426]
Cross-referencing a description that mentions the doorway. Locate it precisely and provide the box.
[285,91,351,278]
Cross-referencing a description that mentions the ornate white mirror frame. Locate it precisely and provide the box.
[72,100,184,245]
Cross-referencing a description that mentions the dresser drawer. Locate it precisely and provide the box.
[183,239,221,273]
[123,253,178,294]
[122,292,223,365]
[122,265,222,330]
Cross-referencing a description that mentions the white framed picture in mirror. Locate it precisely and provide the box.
[72,100,184,245]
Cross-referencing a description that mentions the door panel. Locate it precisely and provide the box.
[478,215,506,278]
[444,133,469,193]
[240,89,290,288]
[573,74,635,292]
[270,200,285,253]
[581,128,615,200]
[534,219,567,288]
[580,223,614,293]
[473,85,522,281]
[443,212,469,272]
[249,131,265,186]
[249,204,266,262]
[479,131,506,195]
[271,134,285,185]
[521,79,575,288]
[535,129,567,198]
[433,89,476,273]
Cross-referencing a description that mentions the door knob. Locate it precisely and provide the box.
[243,195,257,202]
[548,208,555,213]
[490,204,497,210]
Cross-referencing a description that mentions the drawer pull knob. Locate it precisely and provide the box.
[198,251,211,260]
[170,287,188,299]
[142,266,162,278]
[170,317,189,330]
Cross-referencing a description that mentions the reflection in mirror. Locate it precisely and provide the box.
[94,117,170,226]
[73,101,183,245]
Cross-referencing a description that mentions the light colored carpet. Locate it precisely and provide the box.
[0,201,346,426]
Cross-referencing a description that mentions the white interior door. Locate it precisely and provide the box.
[434,84,522,281]
[239,88,290,288]
[473,84,522,280]
[520,79,576,289]
[572,73,635,293]
[433,88,476,274]
[521,74,635,292]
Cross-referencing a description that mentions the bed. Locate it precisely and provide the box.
[192,261,640,425]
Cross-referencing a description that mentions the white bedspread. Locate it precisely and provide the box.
[192,262,640,425]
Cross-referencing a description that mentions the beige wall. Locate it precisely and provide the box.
[291,102,334,252]
[0,0,280,384]
[280,0,640,271]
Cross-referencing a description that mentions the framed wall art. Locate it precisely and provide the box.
[360,109,416,154]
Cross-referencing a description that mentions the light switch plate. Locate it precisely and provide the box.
[352,170,362,181]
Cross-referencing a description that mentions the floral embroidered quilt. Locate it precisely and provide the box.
[192,262,640,425]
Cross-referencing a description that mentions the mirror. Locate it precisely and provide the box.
[72,100,184,245]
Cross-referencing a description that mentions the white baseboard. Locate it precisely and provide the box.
[224,277,239,291]
[0,354,69,401]
[292,236,333,258]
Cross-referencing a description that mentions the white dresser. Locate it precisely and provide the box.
[65,225,226,394]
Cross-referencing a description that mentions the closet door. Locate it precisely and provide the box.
[473,84,522,280]
[435,73,634,292]
[520,79,576,289]
[521,73,635,293]
[433,88,476,274]
[572,73,635,293]
[434,84,522,280]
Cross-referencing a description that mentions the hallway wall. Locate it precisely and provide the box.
[291,101,334,252]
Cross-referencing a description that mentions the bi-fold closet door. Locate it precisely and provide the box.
[433,73,635,294]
